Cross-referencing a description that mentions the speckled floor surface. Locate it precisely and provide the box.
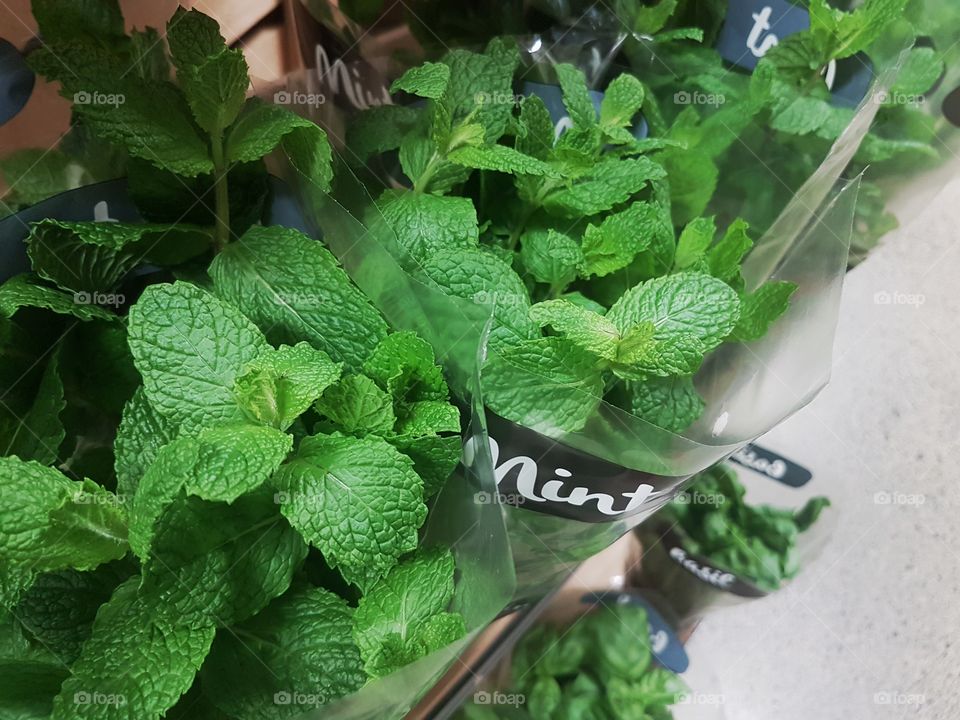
[685,163,960,720]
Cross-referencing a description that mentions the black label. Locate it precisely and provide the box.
[728,442,812,487]
[581,591,689,673]
[715,0,873,107]
[481,412,689,523]
[944,85,960,128]
[0,38,34,126]
[661,529,768,598]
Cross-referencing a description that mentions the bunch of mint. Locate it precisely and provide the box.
[348,41,799,435]
[0,4,469,719]
[458,603,686,720]
[665,464,830,592]
[329,0,946,265]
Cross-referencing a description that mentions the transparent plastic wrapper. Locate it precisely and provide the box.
[0,151,516,720]
[274,19,892,597]
[629,452,837,633]
[452,587,727,720]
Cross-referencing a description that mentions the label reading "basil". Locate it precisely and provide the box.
[666,546,768,598]
[728,442,812,488]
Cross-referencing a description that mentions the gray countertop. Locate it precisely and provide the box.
[687,164,960,720]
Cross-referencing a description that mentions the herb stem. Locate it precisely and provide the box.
[210,131,230,250]
[414,151,443,194]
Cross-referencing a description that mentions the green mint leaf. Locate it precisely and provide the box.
[599,73,645,130]
[809,0,907,59]
[519,229,582,288]
[672,216,716,271]
[31,0,125,44]
[706,218,753,287]
[26,219,209,294]
[235,343,343,431]
[166,9,248,133]
[541,157,666,218]
[315,374,396,437]
[628,377,705,433]
[274,433,426,587]
[142,492,307,625]
[529,299,620,361]
[660,146,718,226]
[128,423,291,560]
[165,7,226,69]
[374,190,479,265]
[483,337,604,433]
[362,331,450,405]
[419,247,537,345]
[201,585,365,719]
[555,63,596,130]
[391,61,451,99]
[516,94,555,160]
[114,388,179,499]
[441,39,520,141]
[729,281,798,342]
[1,350,65,465]
[347,104,420,161]
[891,46,944,95]
[794,497,831,532]
[14,562,132,666]
[447,144,556,176]
[528,676,562,720]
[613,326,705,379]
[50,579,216,720]
[353,548,463,678]
[0,274,116,322]
[606,273,740,354]
[387,434,461,499]
[209,225,387,371]
[580,202,662,278]
[226,100,333,190]
[39,480,128,572]
[127,281,270,432]
[395,400,460,437]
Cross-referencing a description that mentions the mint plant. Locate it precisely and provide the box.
[458,603,687,720]
[665,464,830,592]
[0,4,468,718]
[350,42,799,434]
